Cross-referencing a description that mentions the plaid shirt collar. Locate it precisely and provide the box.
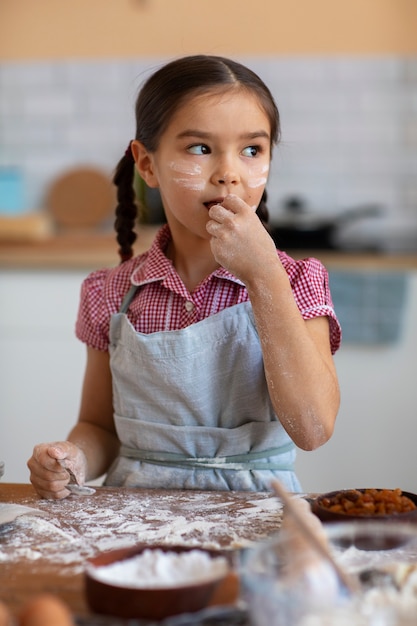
[130,224,244,294]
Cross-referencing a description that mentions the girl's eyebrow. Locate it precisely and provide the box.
[176,129,270,141]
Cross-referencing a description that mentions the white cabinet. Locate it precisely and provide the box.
[1,268,417,491]
[296,272,417,493]
[0,270,88,483]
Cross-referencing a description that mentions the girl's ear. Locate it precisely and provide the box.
[131,140,159,188]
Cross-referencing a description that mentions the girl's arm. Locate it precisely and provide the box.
[244,272,340,450]
[68,346,119,479]
[28,347,119,499]
[207,195,340,451]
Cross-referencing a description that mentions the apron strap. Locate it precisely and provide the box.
[120,285,140,314]
[119,443,295,472]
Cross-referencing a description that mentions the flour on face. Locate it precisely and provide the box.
[169,160,205,191]
[246,163,269,190]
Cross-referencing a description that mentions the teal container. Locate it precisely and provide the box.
[0,167,25,215]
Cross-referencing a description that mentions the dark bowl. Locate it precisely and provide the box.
[84,543,233,620]
[311,489,417,540]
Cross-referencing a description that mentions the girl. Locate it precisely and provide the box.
[28,55,341,499]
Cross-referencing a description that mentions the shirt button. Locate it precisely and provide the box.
[184,300,194,312]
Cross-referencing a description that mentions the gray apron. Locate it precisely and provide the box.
[105,286,301,492]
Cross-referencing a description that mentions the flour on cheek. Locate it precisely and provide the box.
[246,163,269,190]
[169,161,205,191]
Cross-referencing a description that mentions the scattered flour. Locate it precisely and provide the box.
[88,548,229,588]
[0,489,284,575]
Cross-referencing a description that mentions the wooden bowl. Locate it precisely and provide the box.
[84,543,233,620]
[311,488,417,526]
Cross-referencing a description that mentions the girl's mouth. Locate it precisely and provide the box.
[204,199,224,210]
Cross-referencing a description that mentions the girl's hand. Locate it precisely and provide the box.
[206,194,278,283]
[27,441,87,500]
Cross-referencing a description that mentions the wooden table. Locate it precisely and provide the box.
[0,483,285,622]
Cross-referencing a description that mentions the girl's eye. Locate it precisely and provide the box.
[187,144,210,155]
[242,145,260,157]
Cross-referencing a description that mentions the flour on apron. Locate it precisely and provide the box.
[106,295,301,492]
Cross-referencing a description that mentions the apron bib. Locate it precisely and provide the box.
[106,287,301,492]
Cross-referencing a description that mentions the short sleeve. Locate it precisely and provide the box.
[75,269,113,351]
[280,253,342,354]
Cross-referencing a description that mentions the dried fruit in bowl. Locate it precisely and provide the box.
[319,489,416,517]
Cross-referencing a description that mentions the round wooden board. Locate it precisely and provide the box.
[46,167,115,230]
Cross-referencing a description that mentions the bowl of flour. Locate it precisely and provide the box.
[84,543,231,620]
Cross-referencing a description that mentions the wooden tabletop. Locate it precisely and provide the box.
[0,483,285,621]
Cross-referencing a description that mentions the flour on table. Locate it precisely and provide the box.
[0,489,284,575]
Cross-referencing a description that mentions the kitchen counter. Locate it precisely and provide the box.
[1,226,416,270]
[0,226,158,270]
[0,482,284,622]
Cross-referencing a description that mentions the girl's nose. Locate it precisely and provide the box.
[210,153,240,186]
[212,163,240,186]
[217,172,238,185]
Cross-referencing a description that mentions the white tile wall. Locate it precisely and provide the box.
[0,56,416,250]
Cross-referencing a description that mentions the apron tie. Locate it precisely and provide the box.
[119,443,295,472]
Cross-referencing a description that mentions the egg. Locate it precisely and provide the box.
[19,594,75,626]
[0,601,11,626]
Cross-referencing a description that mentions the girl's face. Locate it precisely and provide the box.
[133,88,272,240]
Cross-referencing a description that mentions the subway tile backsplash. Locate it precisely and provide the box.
[0,56,416,251]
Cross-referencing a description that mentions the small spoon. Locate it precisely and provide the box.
[66,482,96,496]
[58,460,96,496]
[271,479,358,594]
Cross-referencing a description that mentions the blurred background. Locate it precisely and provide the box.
[1,0,416,492]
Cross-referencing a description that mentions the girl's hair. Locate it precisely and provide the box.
[114,55,281,262]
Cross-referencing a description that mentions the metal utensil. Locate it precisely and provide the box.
[66,483,96,496]
[58,459,96,496]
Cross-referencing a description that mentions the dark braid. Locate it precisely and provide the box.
[113,145,137,262]
[256,190,270,229]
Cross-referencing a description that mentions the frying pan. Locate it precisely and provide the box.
[270,199,381,250]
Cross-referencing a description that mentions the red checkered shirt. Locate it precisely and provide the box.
[76,224,341,353]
